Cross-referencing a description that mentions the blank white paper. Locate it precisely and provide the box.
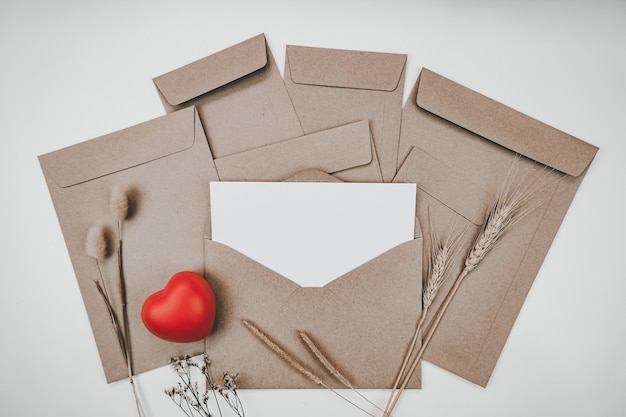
[209,181,416,287]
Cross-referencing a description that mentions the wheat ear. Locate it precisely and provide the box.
[385,159,547,417]
[384,222,464,415]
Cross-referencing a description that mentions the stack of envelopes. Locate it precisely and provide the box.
[39,33,598,390]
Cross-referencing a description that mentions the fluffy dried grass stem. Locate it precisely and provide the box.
[86,226,107,261]
[108,185,140,413]
[298,331,383,413]
[88,187,145,417]
[110,186,129,223]
[242,320,323,386]
[298,330,351,388]
[242,320,376,417]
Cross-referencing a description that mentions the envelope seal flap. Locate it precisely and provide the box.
[39,107,196,187]
[214,120,373,182]
[287,45,406,92]
[397,147,491,226]
[153,34,268,106]
[283,168,343,183]
[416,68,598,177]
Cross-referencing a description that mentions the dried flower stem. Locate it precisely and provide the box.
[89,187,146,417]
[110,187,145,417]
[166,355,244,417]
[94,278,127,358]
[116,228,135,389]
[242,320,376,417]
[93,251,145,417]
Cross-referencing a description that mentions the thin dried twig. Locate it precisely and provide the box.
[94,279,127,357]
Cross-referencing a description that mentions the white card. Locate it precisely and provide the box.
[210,181,416,287]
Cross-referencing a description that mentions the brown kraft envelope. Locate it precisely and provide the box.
[283,44,407,183]
[38,107,219,383]
[394,68,599,387]
[203,171,424,389]
[153,34,381,183]
[153,33,304,159]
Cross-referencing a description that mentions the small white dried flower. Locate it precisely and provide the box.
[223,372,238,391]
[110,186,129,222]
[85,226,107,260]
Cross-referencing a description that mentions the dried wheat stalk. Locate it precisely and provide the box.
[384,161,547,417]
[384,220,465,414]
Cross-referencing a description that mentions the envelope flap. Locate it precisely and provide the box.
[396,147,491,226]
[286,45,406,92]
[325,239,420,292]
[214,120,374,182]
[153,34,268,106]
[39,107,196,187]
[416,68,598,176]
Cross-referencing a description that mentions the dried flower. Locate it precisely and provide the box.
[166,354,244,417]
[110,186,129,223]
[222,373,238,391]
[85,226,107,260]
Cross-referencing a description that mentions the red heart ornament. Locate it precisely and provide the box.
[141,271,216,343]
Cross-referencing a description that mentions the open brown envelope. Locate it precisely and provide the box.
[203,172,424,389]
[283,44,407,183]
[39,107,219,383]
[394,68,599,387]
[153,33,304,159]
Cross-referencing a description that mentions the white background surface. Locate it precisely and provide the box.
[1,1,625,416]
